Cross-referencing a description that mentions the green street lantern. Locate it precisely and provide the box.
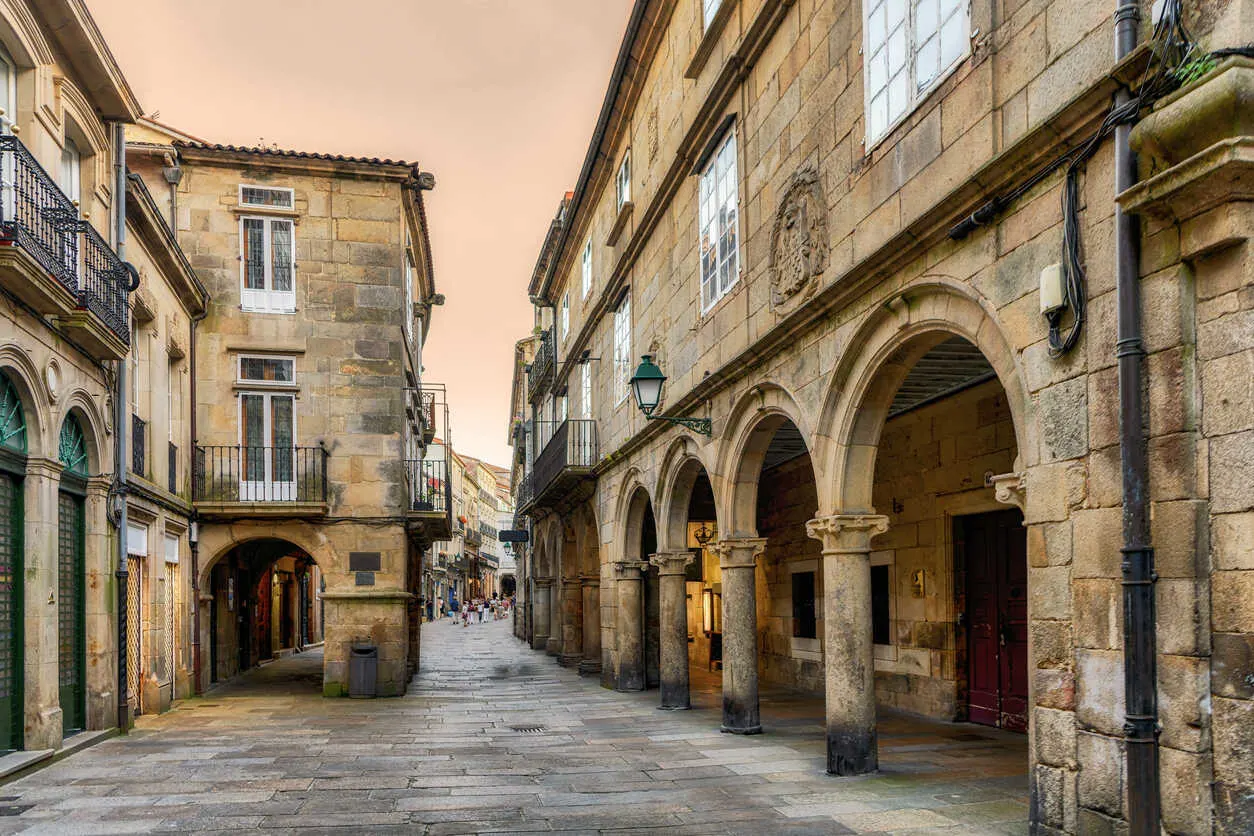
[629,355,712,436]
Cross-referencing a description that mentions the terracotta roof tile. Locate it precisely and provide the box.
[173,139,415,169]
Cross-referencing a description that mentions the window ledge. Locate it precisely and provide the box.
[606,201,633,247]
[239,305,297,316]
[231,206,301,222]
[685,0,737,80]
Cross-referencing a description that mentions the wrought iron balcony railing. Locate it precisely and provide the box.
[526,329,554,400]
[479,521,497,540]
[0,134,129,344]
[131,415,146,478]
[193,445,329,504]
[404,458,451,515]
[528,419,598,509]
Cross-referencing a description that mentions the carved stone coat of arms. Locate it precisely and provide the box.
[768,167,829,312]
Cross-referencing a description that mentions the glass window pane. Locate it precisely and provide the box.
[241,395,265,481]
[868,5,887,50]
[886,0,907,27]
[889,71,910,122]
[868,50,888,94]
[271,221,293,292]
[271,397,293,481]
[916,0,939,43]
[941,12,967,67]
[244,219,266,290]
[917,37,940,88]
[888,26,907,74]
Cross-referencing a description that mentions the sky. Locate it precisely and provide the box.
[89,0,635,468]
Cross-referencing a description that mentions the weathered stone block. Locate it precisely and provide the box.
[1155,578,1209,657]
[1038,377,1089,461]
[1212,512,1254,570]
[1072,579,1120,650]
[1029,565,1072,620]
[1071,507,1122,578]
[1157,654,1210,752]
[1033,618,1074,668]
[1212,570,1254,633]
[1158,747,1213,836]
[1212,695,1254,815]
[1076,730,1123,817]
[1202,349,1254,437]
[1210,431,1254,513]
[1075,649,1124,735]
[1036,706,1078,767]
[1212,632,1254,699]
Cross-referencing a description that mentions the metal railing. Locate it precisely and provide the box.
[193,445,329,503]
[0,134,129,344]
[131,416,146,478]
[168,442,178,494]
[417,388,436,438]
[404,458,451,515]
[526,329,554,399]
[532,419,598,500]
[479,521,498,540]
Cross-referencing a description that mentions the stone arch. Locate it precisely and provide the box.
[656,435,720,552]
[0,346,47,456]
[0,6,52,69]
[57,390,107,476]
[616,472,655,563]
[818,280,1035,513]
[570,502,600,576]
[717,383,820,537]
[199,529,330,594]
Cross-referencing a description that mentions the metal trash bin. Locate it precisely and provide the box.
[348,643,378,698]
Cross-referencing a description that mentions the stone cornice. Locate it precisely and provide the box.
[597,46,1150,470]
[125,176,208,318]
[176,145,415,181]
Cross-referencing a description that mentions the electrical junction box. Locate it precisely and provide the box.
[1040,263,1066,315]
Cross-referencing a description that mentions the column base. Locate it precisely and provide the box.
[826,728,877,776]
[558,653,582,668]
[530,634,550,651]
[578,660,602,676]
[544,637,560,656]
[721,724,762,735]
[658,703,690,711]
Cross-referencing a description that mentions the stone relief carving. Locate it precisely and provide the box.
[768,166,829,312]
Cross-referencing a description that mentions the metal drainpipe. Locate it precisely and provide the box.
[112,121,130,734]
[1113,0,1159,832]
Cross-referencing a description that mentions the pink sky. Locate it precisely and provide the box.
[88,0,634,468]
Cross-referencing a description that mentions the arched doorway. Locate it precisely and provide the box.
[56,415,89,734]
[820,305,1032,777]
[615,484,656,692]
[207,538,323,688]
[0,372,25,751]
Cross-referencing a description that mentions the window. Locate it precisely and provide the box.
[703,0,722,28]
[698,130,739,312]
[60,139,82,205]
[792,571,817,639]
[615,150,631,211]
[404,238,415,342]
[239,185,294,209]
[581,240,592,298]
[0,44,14,133]
[612,293,632,405]
[871,564,891,644]
[237,356,295,385]
[240,216,295,312]
[557,395,567,423]
[239,391,295,500]
[560,292,570,341]
[579,362,592,419]
[864,0,969,145]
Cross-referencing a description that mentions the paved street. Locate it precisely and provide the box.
[0,619,1028,834]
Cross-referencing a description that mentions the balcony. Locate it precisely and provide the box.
[464,527,483,548]
[0,134,130,360]
[405,458,452,543]
[521,419,598,514]
[192,445,329,517]
[526,329,554,401]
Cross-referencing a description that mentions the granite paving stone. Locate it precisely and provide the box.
[0,618,1028,832]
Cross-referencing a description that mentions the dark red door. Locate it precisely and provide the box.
[961,510,1028,732]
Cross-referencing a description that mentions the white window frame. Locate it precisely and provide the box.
[613,293,632,406]
[239,215,296,314]
[560,292,570,342]
[580,362,592,419]
[863,0,970,147]
[615,150,631,211]
[238,184,294,209]
[237,390,297,501]
[581,240,592,299]
[703,0,722,29]
[60,138,82,205]
[0,45,15,222]
[236,354,297,388]
[698,129,740,314]
[404,243,415,342]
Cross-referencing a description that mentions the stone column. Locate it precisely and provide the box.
[579,575,601,676]
[559,578,583,667]
[530,578,553,651]
[649,551,694,710]
[614,560,647,691]
[806,514,889,776]
[23,457,64,749]
[545,579,561,656]
[711,538,767,734]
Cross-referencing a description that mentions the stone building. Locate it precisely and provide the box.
[509,0,1254,832]
[0,0,148,755]
[126,125,449,698]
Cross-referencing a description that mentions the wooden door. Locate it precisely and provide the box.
[57,489,85,733]
[0,471,22,750]
[961,509,1028,732]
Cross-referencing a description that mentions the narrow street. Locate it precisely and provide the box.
[0,619,1028,834]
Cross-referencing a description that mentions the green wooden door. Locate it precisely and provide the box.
[57,490,85,733]
[0,471,22,751]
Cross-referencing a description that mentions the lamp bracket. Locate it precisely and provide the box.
[649,415,713,437]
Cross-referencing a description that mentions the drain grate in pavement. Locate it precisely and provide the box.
[0,804,34,816]
[509,725,545,734]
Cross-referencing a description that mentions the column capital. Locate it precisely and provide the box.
[24,456,63,480]
[649,551,693,576]
[805,514,889,554]
[579,575,600,587]
[86,475,111,495]
[561,577,582,590]
[533,576,555,589]
[613,559,648,579]
[990,471,1026,511]
[709,538,767,570]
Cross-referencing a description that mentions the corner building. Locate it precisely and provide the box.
[128,127,450,698]
[510,0,1254,832]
